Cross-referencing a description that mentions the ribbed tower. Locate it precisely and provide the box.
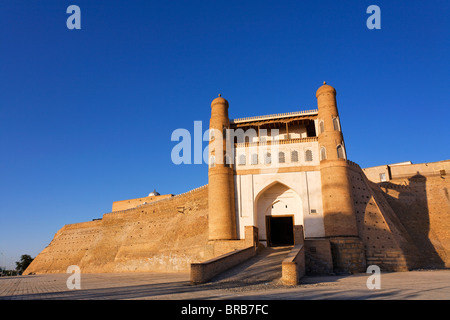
[316,82,358,237]
[208,95,237,240]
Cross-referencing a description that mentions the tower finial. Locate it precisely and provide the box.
[218,93,221,97]
[323,81,327,85]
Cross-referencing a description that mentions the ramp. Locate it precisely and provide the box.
[208,246,293,286]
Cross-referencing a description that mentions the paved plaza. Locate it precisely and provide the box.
[0,269,449,300]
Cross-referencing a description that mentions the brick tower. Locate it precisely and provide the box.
[316,82,358,236]
[208,95,237,240]
[316,82,365,273]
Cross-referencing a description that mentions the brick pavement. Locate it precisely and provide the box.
[0,270,449,300]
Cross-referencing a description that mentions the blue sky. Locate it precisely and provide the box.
[0,1,449,269]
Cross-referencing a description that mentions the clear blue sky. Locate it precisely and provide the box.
[0,1,449,269]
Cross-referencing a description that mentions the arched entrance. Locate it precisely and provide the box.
[255,182,303,247]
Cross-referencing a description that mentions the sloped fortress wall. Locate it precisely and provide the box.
[346,161,421,271]
[310,160,422,274]
[342,160,450,271]
[24,186,213,274]
[376,164,450,268]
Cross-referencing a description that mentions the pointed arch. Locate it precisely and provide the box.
[251,153,258,165]
[253,180,303,245]
[333,117,340,131]
[319,120,325,134]
[320,146,327,161]
[305,149,313,162]
[254,180,299,203]
[279,151,285,163]
[238,154,246,165]
[209,155,215,168]
[337,144,345,159]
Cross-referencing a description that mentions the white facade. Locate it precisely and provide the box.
[230,111,325,245]
[234,170,325,244]
[233,138,320,169]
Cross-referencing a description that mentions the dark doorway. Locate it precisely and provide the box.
[266,216,294,246]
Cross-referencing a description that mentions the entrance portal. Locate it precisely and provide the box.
[266,216,294,246]
[255,182,303,246]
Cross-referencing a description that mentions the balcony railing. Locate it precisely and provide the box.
[231,109,318,124]
[234,136,318,148]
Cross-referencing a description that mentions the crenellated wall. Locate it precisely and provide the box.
[112,194,174,212]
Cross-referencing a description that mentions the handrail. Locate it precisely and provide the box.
[231,109,318,123]
[235,136,318,147]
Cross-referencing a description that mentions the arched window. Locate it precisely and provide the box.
[333,117,340,131]
[305,149,313,162]
[279,152,285,163]
[319,120,325,134]
[265,152,271,164]
[320,147,326,161]
[238,154,246,165]
[251,154,258,165]
[209,156,215,168]
[291,150,299,162]
[337,145,345,159]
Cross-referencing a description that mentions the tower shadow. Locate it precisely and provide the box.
[380,172,446,269]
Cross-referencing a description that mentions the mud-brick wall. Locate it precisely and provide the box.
[347,161,420,271]
[112,194,174,212]
[25,185,212,274]
[304,239,333,274]
[24,220,103,274]
[379,174,450,268]
[329,237,366,273]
